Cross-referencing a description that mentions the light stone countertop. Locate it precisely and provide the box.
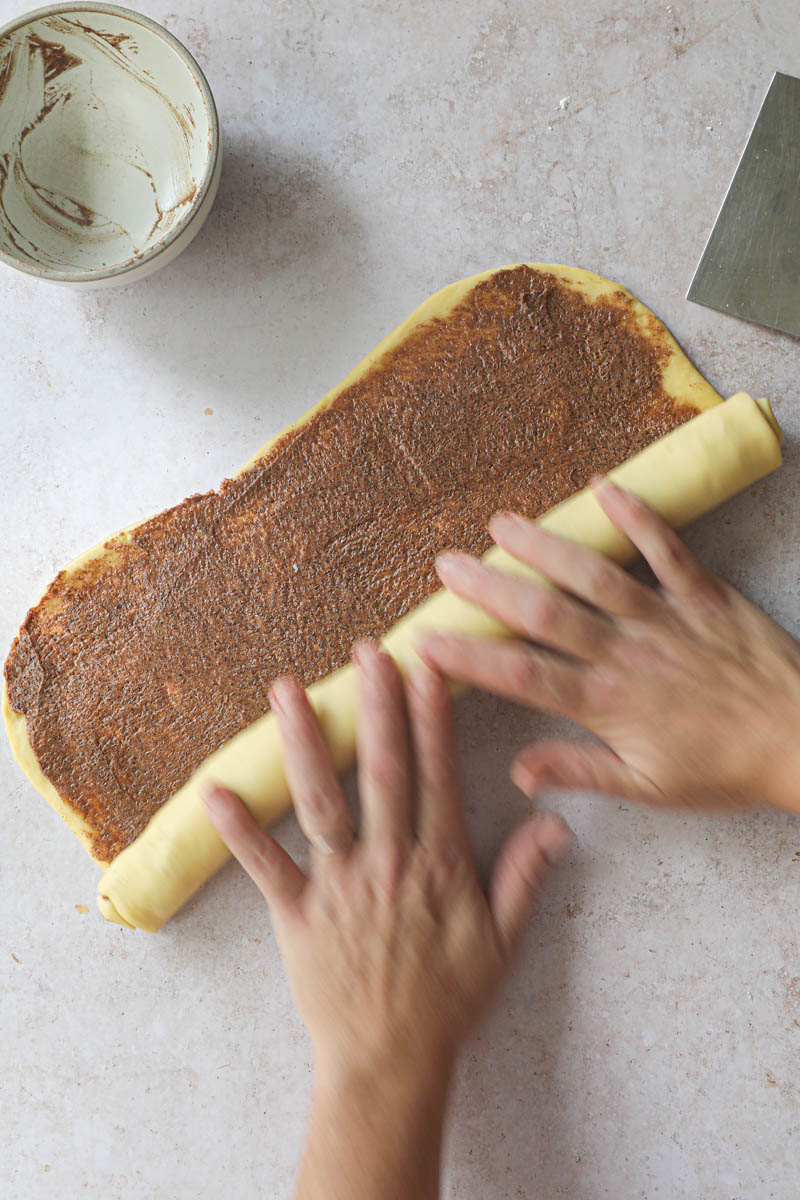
[2,2,799,1197]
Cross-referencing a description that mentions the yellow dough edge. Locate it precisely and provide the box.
[0,262,744,925]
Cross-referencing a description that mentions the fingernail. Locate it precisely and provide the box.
[310,832,334,855]
[200,781,225,812]
[491,510,524,530]
[592,475,630,501]
[511,761,559,795]
[436,551,476,578]
[591,473,621,493]
[270,675,301,714]
[353,638,381,666]
[541,816,574,864]
[511,769,533,797]
[490,512,543,545]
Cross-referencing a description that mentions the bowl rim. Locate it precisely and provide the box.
[0,1,220,283]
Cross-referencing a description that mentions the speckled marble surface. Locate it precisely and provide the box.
[2,2,799,1197]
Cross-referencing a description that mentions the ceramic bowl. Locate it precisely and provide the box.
[0,2,220,287]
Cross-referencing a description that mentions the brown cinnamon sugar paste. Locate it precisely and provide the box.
[5,267,698,860]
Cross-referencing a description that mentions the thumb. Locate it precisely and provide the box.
[489,812,573,953]
[511,740,657,803]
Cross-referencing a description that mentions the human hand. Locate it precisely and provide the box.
[420,479,800,813]
[202,643,572,1084]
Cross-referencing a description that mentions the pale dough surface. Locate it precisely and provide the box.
[1,263,779,929]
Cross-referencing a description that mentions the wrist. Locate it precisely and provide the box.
[764,751,800,814]
[314,1043,455,1113]
[757,700,800,814]
[299,1046,453,1200]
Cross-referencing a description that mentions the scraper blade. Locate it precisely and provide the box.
[687,72,800,338]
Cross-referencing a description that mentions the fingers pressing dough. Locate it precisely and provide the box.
[0,262,781,929]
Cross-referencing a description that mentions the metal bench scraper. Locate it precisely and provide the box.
[687,72,800,338]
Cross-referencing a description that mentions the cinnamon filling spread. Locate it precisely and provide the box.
[5,267,699,860]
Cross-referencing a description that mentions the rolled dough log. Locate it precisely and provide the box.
[97,391,782,930]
